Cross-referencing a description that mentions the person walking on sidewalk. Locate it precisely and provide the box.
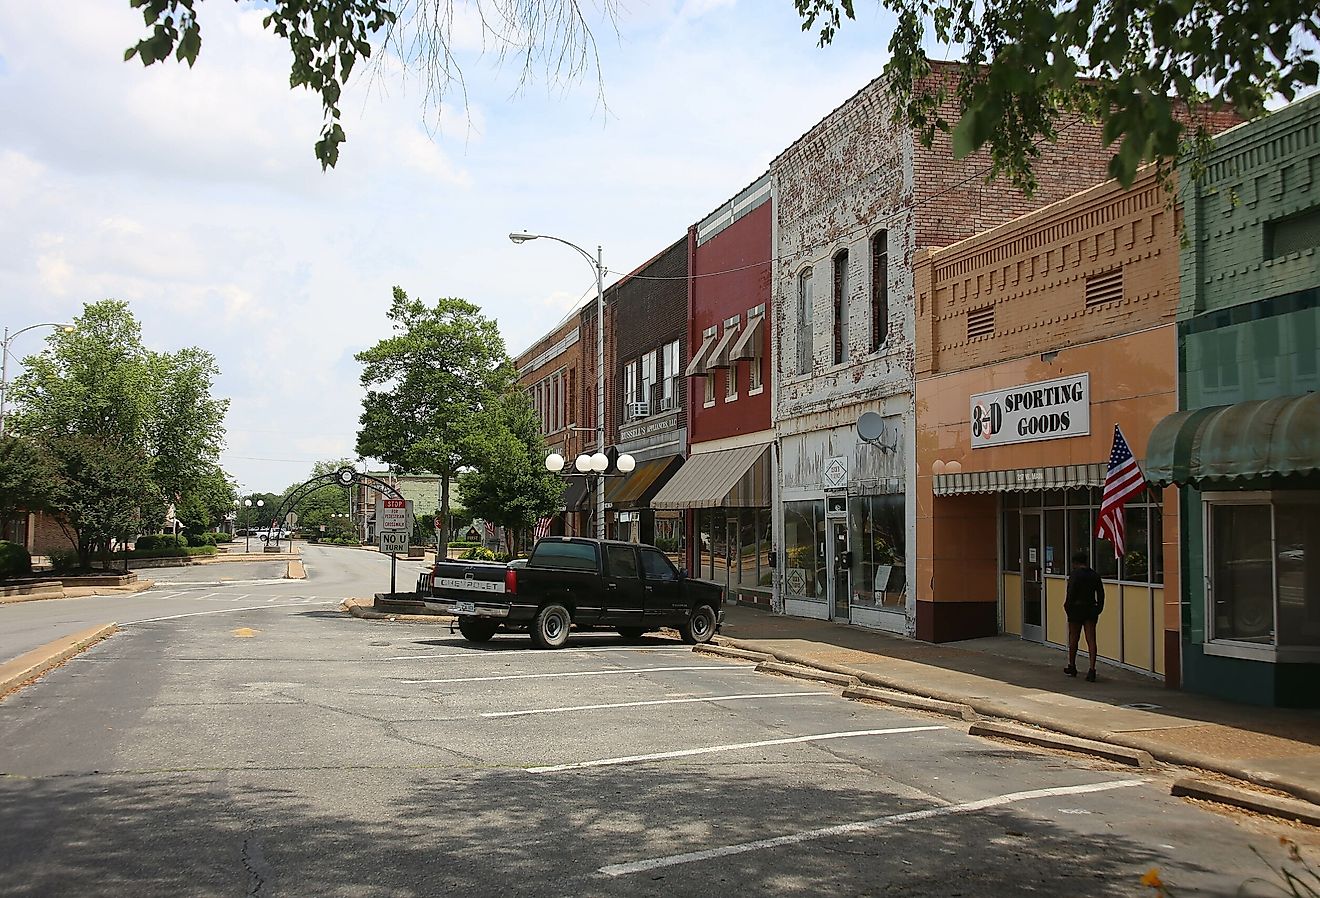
[1064,550,1105,682]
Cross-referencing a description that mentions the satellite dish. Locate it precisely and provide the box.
[857,412,886,443]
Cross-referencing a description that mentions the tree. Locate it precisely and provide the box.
[355,289,510,555]
[176,464,237,534]
[278,458,355,537]
[125,0,616,169]
[9,300,230,567]
[0,436,58,524]
[457,384,563,555]
[796,0,1319,189]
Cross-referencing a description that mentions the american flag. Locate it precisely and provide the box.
[1095,424,1146,558]
[483,520,496,542]
[533,516,553,542]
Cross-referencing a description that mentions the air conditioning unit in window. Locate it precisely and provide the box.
[627,400,650,420]
[659,395,676,412]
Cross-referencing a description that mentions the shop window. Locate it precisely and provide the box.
[797,268,814,374]
[1093,530,1119,581]
[1123,505,1150,582]
[757,509,773,589]
[1043,489,1067,508]
[653,510,684,564]
[1208,494,1320,649]
[850,495,905,607]
[1149,505,1165,585]
[740,509,758,591]
[1002,506,1021,573]
[784,499,825,600]
[1044,509,1066,576]
[832,250,850,365]
[1067,507,1092,570]
[710,514,729,584]
[870,230,888,350]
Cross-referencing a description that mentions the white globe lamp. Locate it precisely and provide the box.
[574,454,593,473]
[617,453,636,473]
[545,452,565,473]
[590,452,609,473]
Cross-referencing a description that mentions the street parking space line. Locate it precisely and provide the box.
[381,646,693,661]
[598,778,1147,877]
[400,665,755,684]
[124,602,333,624]
[483,691,831,718]
[529,726,945,774]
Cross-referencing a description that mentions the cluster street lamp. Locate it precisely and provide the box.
[544,449,635,538]
[0,321,76,437]
[242,497,264,553]
[510,231,611,539]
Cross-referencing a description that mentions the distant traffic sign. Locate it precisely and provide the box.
[378,531,410,554]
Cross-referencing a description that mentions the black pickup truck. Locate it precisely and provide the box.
[419,537,724,648]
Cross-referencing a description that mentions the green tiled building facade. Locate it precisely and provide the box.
[1174,94,1320,706]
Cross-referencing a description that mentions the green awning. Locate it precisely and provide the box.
[1145,393,1320,487]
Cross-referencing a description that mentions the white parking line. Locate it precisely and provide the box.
[124,602,332,623]
[529,726,944,774]
[398,665,754,685]
[381,646,694,661]
[598,779,1147,877]
[484,691,831,718]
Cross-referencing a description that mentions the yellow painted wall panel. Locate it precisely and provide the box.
[1122,585,1154,672]
[1153,588,1165,675]
[1002,574,1022,635]
[1045,577,1068,647]
[1096,588,1122,663]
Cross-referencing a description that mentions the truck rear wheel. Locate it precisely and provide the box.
[681,605,717,645]
[458,618,498,643]
[531,603,572,649]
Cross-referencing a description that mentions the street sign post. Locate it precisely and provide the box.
[378,531,410,554]
[375,496,415,594]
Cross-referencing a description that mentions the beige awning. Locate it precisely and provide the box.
[684,330,719,377]
[729,314,764,361]
[933,463,1106,497]
[703,325,741,370]
[652,443,771,509]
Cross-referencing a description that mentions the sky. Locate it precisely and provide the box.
[0,0,893,493]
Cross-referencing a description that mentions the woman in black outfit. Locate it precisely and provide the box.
[1064,550,1105,682]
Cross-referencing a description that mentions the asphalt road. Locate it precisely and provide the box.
[1,544,1314,897]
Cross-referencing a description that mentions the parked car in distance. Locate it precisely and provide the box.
[258,527,293,542]
[419,537,724,648]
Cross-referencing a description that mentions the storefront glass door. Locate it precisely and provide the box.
[1021,511,1044,641]
[829,520,850,619]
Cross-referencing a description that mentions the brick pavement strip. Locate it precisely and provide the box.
[0,623,118,699]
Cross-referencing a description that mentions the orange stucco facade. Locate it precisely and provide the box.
[913,168,1183,681]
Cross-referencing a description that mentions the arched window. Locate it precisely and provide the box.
[797,268,814,374]
[870,231,888,350]
[833,249,850,365]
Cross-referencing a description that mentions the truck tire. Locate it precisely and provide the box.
[458,618,498,643]
[617,627,647,641]
[680,605,717,645]
[531,603,572,649]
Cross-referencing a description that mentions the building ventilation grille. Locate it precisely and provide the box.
[967,305,995,340]
[1085,268,1124,307]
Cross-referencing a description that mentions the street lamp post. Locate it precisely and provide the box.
[544,450,634,539]
[0,322,76,437]
[510,231,608,539]
[243,498,264,553]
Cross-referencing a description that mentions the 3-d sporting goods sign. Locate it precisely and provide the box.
[970,373,1090,448]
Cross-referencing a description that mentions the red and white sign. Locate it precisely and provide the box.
[378,497,409,532]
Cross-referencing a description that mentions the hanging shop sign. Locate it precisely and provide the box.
[970,373,1090,448]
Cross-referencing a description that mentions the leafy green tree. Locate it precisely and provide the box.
[458,384,564,556]
[124,0,611,169]
[797,0,1317,189]
[355,289,509,555]
[0,436,58,524]
[9,300,229,567]
[177,464,237,534]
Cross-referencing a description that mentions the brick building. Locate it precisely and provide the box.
[771,66,1133,634]
[653,175,775,603]
[603,237,689,552]
[515,310,587,534]
[913,166,1183,680]
[1146,94,1320,707]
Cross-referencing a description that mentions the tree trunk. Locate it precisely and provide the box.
[438,466,451,557]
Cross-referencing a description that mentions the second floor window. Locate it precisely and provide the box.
[833,249,850,365]
[641,350,656,409]
[871,231,888,351]
[661,340,680,409]
[797,268,813,374]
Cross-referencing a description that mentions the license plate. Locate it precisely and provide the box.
[455,601,476,614]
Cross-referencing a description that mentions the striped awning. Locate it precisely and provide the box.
[1145,392,1320,486]
[604,455,684,509]
[652,443,771,509]
[933,463,1106,497]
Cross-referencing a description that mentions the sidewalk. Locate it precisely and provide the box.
[716,604,1320,807]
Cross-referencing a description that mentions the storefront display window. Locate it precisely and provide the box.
[1001,488,1162,584]
[784,499,825,600]
[654,510,685,565]
[1002,506,1021,573]
[1208,493,1320,648]
[1044,509,1066,575]
[848,495,905,607]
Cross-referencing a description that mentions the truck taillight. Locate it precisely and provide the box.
[505,568,518,595]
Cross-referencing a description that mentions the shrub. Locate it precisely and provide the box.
[459,547,497,561]
[48,548,81,573]
[447,540,481,549]
[0,541,32,578]
[187,531,218,547]
[141,533,189,550]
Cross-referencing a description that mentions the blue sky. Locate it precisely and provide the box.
[0,0,893,493]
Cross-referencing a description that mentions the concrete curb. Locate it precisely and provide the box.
[339,598,455,624]
[286,560,307,580]
[1171,778,1320,827]
[842,684,980,722]
[756,659,858,687]
[712,634,1320,808]
[693,644,773,663]
[0,623,118,700]
[0,582,69,603]
[1,579,155,603]
[970,720,1154,767]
